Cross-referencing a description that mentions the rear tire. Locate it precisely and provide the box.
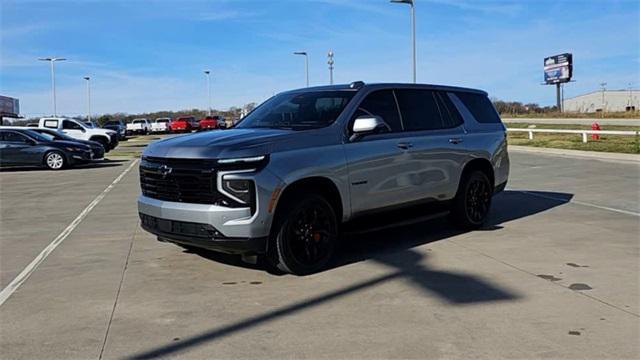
[44,151,66,170]
[450,171,492,229]
[268,194,338,275]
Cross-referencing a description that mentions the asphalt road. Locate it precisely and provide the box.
[0,150,638,359]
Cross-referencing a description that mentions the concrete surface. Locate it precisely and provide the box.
[503,117,640,126]
[0,152,638,359]
[509,145,640,163]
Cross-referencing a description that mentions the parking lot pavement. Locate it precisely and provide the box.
[0,151,638,359]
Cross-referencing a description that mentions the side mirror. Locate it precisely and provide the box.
[26,139,37,145]
[350,115,390,141]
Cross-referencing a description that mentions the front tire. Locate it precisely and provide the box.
[269,194,338,275]
[450,171,492,229]
[44,151,66,170]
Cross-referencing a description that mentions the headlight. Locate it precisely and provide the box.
[65,146,82,152]
[222,179,253,204]
[217,170,256,206]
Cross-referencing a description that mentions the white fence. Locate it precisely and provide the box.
[507,128,639,143]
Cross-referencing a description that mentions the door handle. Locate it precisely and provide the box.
[397,142,413,150]
[448,138,463,144]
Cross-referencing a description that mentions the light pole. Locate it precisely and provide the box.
[83,76,91,122]
[600,82,607,118]
[327,50,334,85]
[293,51,309,87]
[38,57,66,116]
[204,70,212,115]
[391,0,416,83]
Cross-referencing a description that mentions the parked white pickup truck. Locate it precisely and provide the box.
[151,118,171,133]
[126,119,151,135]
[39,117,118,152]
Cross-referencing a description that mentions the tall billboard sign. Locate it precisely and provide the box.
[0,95,20,117]
[544,53,573,84]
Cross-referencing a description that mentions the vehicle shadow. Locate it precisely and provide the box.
[187,190,573,275]
[128,190,573,359]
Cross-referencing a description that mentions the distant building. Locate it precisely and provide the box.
[563,89,638,113]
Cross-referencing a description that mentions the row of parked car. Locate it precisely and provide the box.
[119,115,227,135]
[0,117,121,170]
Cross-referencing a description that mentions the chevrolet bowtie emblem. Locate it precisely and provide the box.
[158,164,172,178]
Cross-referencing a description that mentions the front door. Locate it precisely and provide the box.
[61,119,86,140]
[344,89,420,216]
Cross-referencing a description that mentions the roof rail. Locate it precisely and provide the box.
[349,81,365,89]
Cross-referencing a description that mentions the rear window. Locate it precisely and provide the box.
[395,89,444,131]
[43,119,58,128]
[436,92,464,128]
[455,92,501,123]
[133,119,145,124]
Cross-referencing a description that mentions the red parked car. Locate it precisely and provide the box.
[169,116,198,133]
[198,115,226,131]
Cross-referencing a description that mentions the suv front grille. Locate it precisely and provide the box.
[140,157,238,206]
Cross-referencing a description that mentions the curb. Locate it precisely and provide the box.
[508,145,640,163]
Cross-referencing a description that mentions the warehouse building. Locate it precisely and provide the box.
[563,89,638,113]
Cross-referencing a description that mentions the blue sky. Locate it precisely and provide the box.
[1,0,638,117]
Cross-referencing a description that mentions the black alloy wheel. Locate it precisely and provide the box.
[271,194,338,275]
[464,175,491,223]
[451,171,492,228]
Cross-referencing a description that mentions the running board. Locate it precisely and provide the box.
[343,211,450,235]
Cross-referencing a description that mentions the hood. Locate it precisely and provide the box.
[143,128,296,159]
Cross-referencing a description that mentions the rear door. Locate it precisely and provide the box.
[394,89,467,202]
[344,89,420,215]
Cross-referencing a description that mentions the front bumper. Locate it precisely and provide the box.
[108,135,119,150]
[137,165,283,254]
[70,150,93,164]
[140,213,266,254]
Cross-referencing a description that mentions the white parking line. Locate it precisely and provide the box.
[520,190,640,217]
[0,159,139,307]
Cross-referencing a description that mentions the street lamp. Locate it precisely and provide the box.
[204,70,212,115]
[327,50,334,85]
[38,57,67,116]
[293,51,309,87]
[83,76,91,122]
[390,0,416,83]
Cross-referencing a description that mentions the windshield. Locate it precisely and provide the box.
[156,119,170,123]
[235,90,355,130]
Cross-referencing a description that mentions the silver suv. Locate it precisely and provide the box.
[138,82,509,275]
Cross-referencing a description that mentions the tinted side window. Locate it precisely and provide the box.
[3,131,29,143]
[436,92,464,128]
[456,92,501,123]
[395,89,444,131]
[352,90,402,132]
[63,120,83,130]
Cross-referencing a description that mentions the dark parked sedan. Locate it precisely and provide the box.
[28,128,105,159]
[103,120,128,140]
[0,128,93,170]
